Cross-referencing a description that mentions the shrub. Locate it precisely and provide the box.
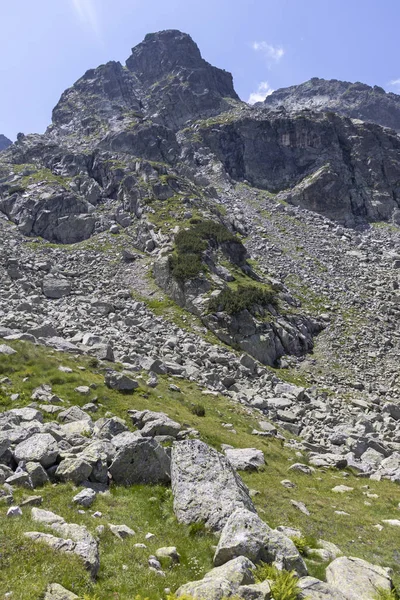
[208,285,277,315]
[190,403,206,417]
[188,521,207,537]
[253,563,300,600]
[170,219,241,282]
[169,252,204,282]
[291,535,317,556]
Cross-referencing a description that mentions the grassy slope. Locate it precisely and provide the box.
[0,341,399,599]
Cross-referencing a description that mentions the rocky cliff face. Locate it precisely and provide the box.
[263,77,400,131]
[0,134,12,151]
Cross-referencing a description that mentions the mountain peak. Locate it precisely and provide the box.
[126,30,204,82]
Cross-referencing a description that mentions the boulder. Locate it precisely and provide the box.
[224,448,265,471]
[298,576,349,600]
[26,517,99,578]
[105,371,139,392]
[171,440,256,532]
[129,409,181,437]
[42,276,71,299]
[56,458,93,484]
[176,556,256,600]
[109,436,170,484]
[326,557,393,600]
[214,508,307,576]
[44,583,79,600]
[13,433,59,468]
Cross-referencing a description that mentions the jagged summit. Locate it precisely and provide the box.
[51,29,238,134]
[263,77,400,131]
[126,29,209,81]
[0,134,12,151]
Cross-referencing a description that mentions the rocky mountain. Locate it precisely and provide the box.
[263,77,400,131]
[0,29,400,599]
[0,134,12,151]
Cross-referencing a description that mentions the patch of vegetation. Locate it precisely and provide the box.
[170,219,240,282]
[208,284,277,315]
[254,564,300,600]
[190,404,206,417]
[374,588,400,600]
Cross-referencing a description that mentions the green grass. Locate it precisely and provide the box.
[0,340,400,597]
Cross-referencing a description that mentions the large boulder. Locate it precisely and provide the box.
[214,508,307,576]
[109,436,170,484]
[13,433,59,468]
[326,557,393,600]
[171,440,256,531]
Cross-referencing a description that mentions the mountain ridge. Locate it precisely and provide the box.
[263,76,400,131]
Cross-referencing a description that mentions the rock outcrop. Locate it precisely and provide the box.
[0,134,12,151]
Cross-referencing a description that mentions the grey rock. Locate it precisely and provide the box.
[42,276,71,299]
[105,371,139,391]
[44,583,79,600]
[224,448,265,471]
[171,440,256,532]
[298,576,349,600]
[73,488,97,507]
[326,556,393,600]
[14,433,59,468]
[214,508,307,576]
[109,436,170,484]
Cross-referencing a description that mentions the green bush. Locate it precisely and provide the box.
[253,563,300,600]
[291,535,317,556]
[169,252,204,281]
[208,285,277,315]
[190,403,206,417]
[188,521,207,537]
[170,219,241,282]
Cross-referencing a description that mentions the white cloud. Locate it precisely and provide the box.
[248,81,274,104]
[252,41,285,65]
[389,78,400,91]
[71,0,101,37]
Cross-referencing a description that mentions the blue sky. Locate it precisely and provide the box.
[1,0,400,140]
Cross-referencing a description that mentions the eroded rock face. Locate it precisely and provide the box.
[171,440,256,531]
[198,110,400,227]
